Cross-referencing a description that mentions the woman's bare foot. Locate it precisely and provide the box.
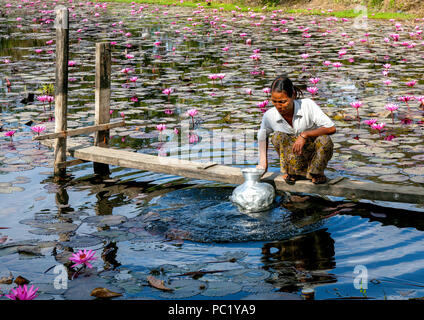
[311,174,327,184]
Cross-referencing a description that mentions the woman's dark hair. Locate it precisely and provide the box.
[270,75,303,99]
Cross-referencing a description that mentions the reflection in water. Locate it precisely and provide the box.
[262,229,337,293]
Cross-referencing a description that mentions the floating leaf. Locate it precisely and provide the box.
[147,275,173,292]
[14,275,30,285]
[90,287,123,299]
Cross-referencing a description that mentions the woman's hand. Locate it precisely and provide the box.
[292,135,306,155]
[256,163,268,173]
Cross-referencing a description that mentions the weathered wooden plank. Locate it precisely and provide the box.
[70,146,424,205]
[53,6,69,177]
[93,42,111,176]
[56,158,89,169]
[33,121,125,140]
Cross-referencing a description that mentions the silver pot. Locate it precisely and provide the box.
[230,168,275,213]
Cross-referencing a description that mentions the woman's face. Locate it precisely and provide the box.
[271,90,294,115]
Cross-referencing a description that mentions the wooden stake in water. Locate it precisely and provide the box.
[54,6,69,177]
[93,42,111,176]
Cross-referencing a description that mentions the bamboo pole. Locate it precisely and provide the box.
[54,6,69,177]
[93,42,111,176]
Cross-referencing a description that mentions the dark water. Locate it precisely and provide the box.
[1,0,424,300]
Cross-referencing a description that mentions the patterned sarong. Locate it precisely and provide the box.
[270,132,333,179]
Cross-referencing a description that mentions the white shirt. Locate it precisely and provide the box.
[257,98,335,141]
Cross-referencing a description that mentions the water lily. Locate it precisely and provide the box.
[350,101,362,120]
[31,125,46,136]
[69,249,97,269]
[371,122,386,137]
[307,86,318,96]
[156,124,166,132]
[5,285,39,300]
[4,130,15,141]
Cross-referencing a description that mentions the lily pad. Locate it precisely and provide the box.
[403,167,424,176]
[82,215,127,227]
[159,279,204,299]
[91,230,136,242]
[378,174,409,182]
[200,280,242,297]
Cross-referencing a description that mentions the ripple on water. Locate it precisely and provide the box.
[140,186,324,243]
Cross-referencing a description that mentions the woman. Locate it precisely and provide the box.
[256,75,336,184]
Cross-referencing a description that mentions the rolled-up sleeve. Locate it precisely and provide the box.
[257,112,273,141]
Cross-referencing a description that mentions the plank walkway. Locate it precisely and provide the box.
[63,145,424,205]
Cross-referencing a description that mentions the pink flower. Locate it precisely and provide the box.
[222,46,230,52]
[350,101,362,109]
[309,77,320,85]
[384,134,396,141]
[245,88,253,95]
[307,87,318,95]
[257,100,269,108]
[35,49,43,54]
[250,54,261,61]
[164,109,173,115]
[383,63,391,69]
[364,119,378,126]
[120,112,125,118]
[371,122,386,132]
[323,60,331,66]
[5,285,39,300]
[262,87,270,94]
[173,128,179,135]
[162,88,173,95]
[129,76,138,82]
[383,79,392,86]
[187,108,198,117]
[120,67,133,74]
[332,62,342,68]
[125,54,134,59]
[69,249,97,268]
[31,125,46,135]
[406,80,417,87]
[189,133,199,144]
[300,53,309,59]
[130,96,138,102]
[156,124,166,132]
[385,103,399,111]
[154,41,161,46]
[68,60,76,67]
[4,130,15,140]
[246,39,252,45]
[398,96,414,103]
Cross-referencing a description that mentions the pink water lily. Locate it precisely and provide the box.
[156,124,166,132]
[68,60,76,67]
[306,87,318,96]
[5,285,39,300]
[364,118,378,126]
[4,130,15,141]
[309,77,320,85]
[371,122,386,137]
[385,103,399,123]
[31,125,46,135]
[350,101,362,119]
[406,80,416,88]
[69,249,97,269]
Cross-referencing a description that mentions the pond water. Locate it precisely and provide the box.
[1,0,424,300]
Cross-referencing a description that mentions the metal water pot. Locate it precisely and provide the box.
[230,168,275,213]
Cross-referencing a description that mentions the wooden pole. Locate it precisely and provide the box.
[54,6,69,177]
[93,42,111,176]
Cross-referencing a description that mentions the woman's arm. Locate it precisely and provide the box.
[292,126,336,155]
[301,125,336,138]
[256,138,268,171]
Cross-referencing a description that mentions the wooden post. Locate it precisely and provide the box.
[93,42,111,176]
[54,6,69,177]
